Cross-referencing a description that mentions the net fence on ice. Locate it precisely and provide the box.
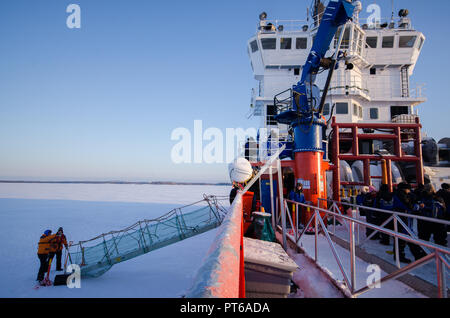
[67,195,228,277]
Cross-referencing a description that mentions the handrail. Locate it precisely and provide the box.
[318,197,450,226]
[283,198,449,297]
[185,193,244,298]
[186,146,287,297]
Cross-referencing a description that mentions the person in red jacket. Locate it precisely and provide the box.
[52,227,68,271]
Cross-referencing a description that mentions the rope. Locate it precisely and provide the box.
[68,195,227,273]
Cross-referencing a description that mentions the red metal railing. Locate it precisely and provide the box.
[330,116,424,200]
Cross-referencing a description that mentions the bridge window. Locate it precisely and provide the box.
[370,108,379,119]
[336,102,348,115]
[390,106,409,119]
[382,36,394,48]
[280,38,292,50]
[399,36,417,48]
[366,36,378,48]
[250,40,258,53]
[323,103,330,116]
[296,37,308,49]
[261,38,276,50]
[418,37,425,50]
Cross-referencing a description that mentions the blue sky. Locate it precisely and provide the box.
[0,0,449,183]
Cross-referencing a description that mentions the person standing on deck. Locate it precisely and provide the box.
[289,182,306,204]
[289,183,306,228]
[392,182,425,263]
[363,186,378,239]
[356,186,369,216]
[375,184,394,246]
[417,184,448,248]
[436,183,450,232]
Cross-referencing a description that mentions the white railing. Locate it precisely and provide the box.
[257,19,309,33]
[278,198,449,298]
[238,138,293,163]
[328,74,370,99]
[368,82,426,100]
[329,75,426,100]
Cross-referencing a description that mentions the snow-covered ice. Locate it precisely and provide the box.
[0,183,230,298]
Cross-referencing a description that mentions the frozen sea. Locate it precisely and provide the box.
[0,183,230,298]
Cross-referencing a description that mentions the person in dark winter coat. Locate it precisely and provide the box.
[392,182,426,263]
[229,184,240,205]
[288,183,306,223]
[289,183,306,204]
[37,230,57,283]
[375,184,394,245]
[436,183,450,217]
[417,184,448,247]
[436,183,450,233]
[356,186,369,216]
[363,186,378,239]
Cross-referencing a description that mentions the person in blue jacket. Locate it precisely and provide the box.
[392,182,426,263]
[375,184,394,246]
[289,183,306,229]
[289,182,306,204]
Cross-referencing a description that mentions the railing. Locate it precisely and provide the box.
[280,198,450,298]
[329,75,426,101]
[186,146,286,298]
[368,81,426,100]
[256,14,413,35]
[257,19,309,33]
[392,114,420,124]
[328,74,370,99]
[238,139,293,163]
[185,193,244,298]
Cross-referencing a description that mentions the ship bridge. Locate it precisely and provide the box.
[247,3,427,131]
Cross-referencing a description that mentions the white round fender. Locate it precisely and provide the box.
[228,157,253,183]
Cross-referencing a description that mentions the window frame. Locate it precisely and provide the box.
[336,102,349,115]
[365,36,378,49]
[280,37,292,50]
[250,40,259,53]
[353,104,359,116]
[261,38,277,50]
[399,35,417,48]
[417,36,425,50]
[369,108,379,120]
[323,103,330,116]
[296,37,308,49]
[382,36,395,48]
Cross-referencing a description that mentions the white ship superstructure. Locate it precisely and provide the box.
[247,1,426,133]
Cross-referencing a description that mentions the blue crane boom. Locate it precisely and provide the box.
[275,0,355,155]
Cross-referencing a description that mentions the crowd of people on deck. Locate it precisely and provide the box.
[356,182,449,264]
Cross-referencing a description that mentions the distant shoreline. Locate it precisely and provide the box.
[0,180,231,186]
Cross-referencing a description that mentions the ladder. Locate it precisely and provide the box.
[401,65,410,98]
